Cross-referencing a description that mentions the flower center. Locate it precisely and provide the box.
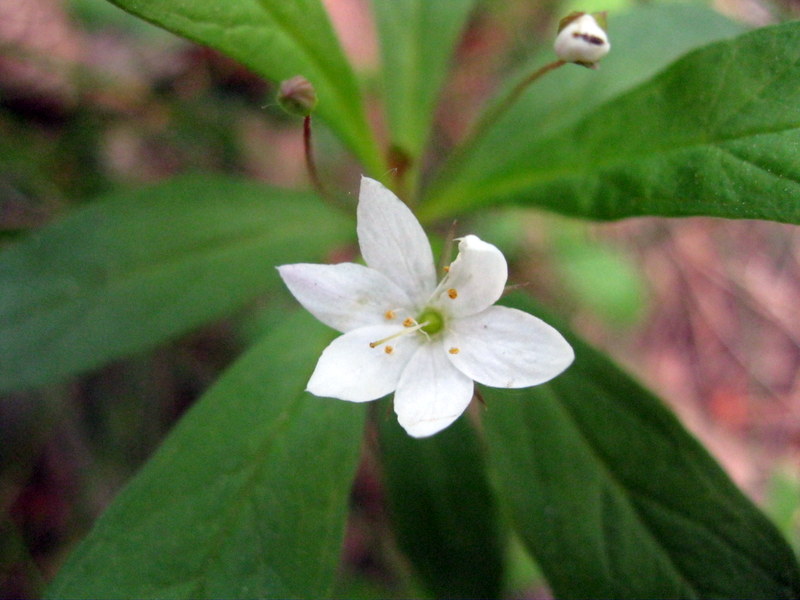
[368,308,445,350]
[416,308,444,335]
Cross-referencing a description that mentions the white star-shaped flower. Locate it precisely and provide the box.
[278,177,574,437]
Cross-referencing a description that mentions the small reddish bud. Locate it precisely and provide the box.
[277,75,317,116]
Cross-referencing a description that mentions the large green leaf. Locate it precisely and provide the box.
[47,312,365,598]
[483,295,800,598]
[378,409,505,599]
[0,175,351,392]
[422,4,771,222]
[372,0,476,168]
[105,0,384,174]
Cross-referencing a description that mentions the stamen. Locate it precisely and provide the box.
[385,310,396,320]
[443,265,450,272]
[385,345,394,354]
[437,219,458,274]
[403,317,416,327]
[448,288,458,299]
[448,347,460,354]
[369,321,429,348]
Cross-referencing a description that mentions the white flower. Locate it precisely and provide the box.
[554,12,610,67]
[278,177,574,438]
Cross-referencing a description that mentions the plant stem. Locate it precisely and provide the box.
[303,115,354,215]
[303,115,326,197]
[420,59,567,224]
[467,59,565,150]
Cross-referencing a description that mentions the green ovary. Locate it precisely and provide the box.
[417,308,444,335]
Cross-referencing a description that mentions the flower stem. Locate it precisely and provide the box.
[303,115,354,215]
[434,59,567,204]
[466,59,565,152]
[303,115,326,197]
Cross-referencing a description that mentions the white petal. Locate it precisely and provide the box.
[307,324,422,402]
[357,176,437,307]
[444,305,574,388]
[394,341,475,438]
[433,235,508,317]
[278,263,412,332]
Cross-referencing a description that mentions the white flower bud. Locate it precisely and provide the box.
[554,12,610,68]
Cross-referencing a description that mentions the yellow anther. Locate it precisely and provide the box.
[449,347,460,354]
[385,310,396,320]
[403,317,415,327]
[385,345,394,354]
[443,265,450,272]
[448,288,458,299]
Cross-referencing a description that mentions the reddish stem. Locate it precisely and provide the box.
[304,115,326,197]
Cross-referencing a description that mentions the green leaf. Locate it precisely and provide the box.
[422,4,755,222]
[372,0,476,166]
[378,409,505,599]
[0,175,351,392]
[47,312,365,598]
[483,294,800,598]
[105,0,384,174]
